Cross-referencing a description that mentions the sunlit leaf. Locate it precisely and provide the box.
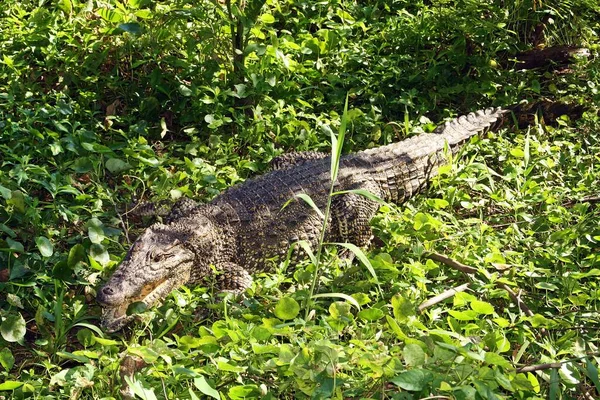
[98,8,123,23]
[0,348,15,371]
[193,377,220,400]
[35,236,53,257]
[274,297,300,320]
[1,313,26,343]
[390,370,429,391]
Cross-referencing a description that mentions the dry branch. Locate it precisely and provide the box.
[426,252,477,274]
[418,283,470,312]
[425,252,537,319]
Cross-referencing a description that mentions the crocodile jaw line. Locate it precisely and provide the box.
[101,263,192,332]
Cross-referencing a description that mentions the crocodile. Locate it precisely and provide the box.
[97,107,509,332]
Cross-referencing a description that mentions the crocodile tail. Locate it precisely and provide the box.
[434,107,509,146]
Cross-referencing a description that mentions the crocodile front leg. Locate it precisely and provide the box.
[215,262,253,295]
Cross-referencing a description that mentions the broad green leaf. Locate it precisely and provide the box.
[274,297,300,320]
[87,219,105,244]
[0,381,23,391]
[8,190,25,213]
[329,301,352,318]
[127,301,147,316]
[193,377,220,400]
[535,282,559,291]
[448,310,478,321]
[527,372,540,393]
[52,260,72,280]
[125,376,158,400]
[179,84,193,97]
[229,385,260,399]
[357,307,384,321]
[68,244,87,268]
[118,23,142,35]
[90,243,110,265]
[128,346,160,363]
[510,148,524,158]
[134,9,153,19]
[390,370,428,391]
[56,351,90,364]
[530,314,553,328]
[76,329,95,347]
[403,344,426,367]
[216,360,246,373]
[0,348,15,371]
[35,236,53,257]
[92,336,119,346]
[386,315,408,340]
[1,313,26,343]
[6,238,24,253]
[57,0,72,14]
[470,300,495,315]
[427,198,449,209]
[6,293,23,309]
[0,185,12,199]
[260,14,275,24]
[484,352,511,369]
[105,158,132,173]
[73,322,105,337]
[351,292,371,306]
[98,8,123,22]
[391,294,415,321]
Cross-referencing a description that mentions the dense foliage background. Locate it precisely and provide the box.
[0,0,599,398]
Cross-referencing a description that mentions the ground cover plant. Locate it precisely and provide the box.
[0,0,599,398]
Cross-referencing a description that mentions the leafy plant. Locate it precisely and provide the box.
[0,0,599,398]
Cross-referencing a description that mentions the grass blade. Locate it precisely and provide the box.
[296,240,317,266]
[294,193,325,219]
[330,242,383,298]
[330,93,349,182]
[332,188,389,206]
[586,358,600,393]
[311,292,361,310]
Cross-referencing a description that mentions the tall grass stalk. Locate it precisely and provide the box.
[303,94,349,320]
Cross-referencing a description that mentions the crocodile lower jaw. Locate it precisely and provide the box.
[100,267,192,332]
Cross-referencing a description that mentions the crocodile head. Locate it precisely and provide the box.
[97,222,198,332]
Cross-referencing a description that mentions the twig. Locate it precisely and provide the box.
[418,283,470,312]
[426,252,478,274]
[564,195,600,207]
[516,361,564,373]
[497,283,534,317]
[426,252,538,322]
[516,353,600,375]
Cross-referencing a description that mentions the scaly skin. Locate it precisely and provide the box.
[97,107,508,331]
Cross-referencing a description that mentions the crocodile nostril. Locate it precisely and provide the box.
[102,286,114,296]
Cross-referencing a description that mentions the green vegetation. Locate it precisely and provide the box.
[1,0,599,398]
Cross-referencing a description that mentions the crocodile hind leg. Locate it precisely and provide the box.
[330,183,382,259]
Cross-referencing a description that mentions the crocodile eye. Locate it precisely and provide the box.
[153,253,172,262]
